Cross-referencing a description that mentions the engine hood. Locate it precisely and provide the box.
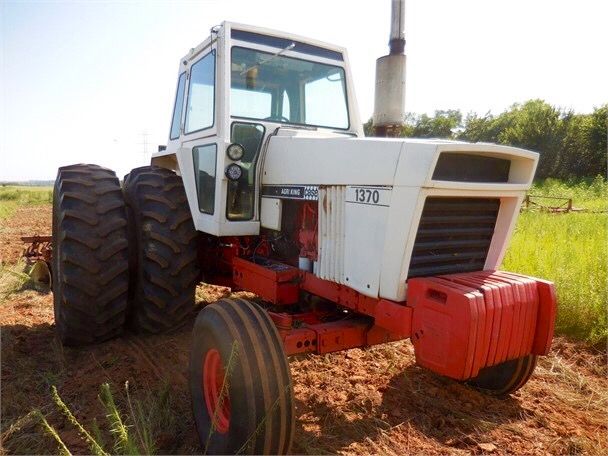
[262,133,407,186]
[261,131,538,189]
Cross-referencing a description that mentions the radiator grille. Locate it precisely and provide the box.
[317,186,345,282]
[407,197,500,278]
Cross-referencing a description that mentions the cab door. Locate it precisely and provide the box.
[176,46,223,235]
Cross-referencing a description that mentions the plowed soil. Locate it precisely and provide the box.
[1,205,607,455]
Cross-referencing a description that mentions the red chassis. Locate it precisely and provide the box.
[227,255,556,382]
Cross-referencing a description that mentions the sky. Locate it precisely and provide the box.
[1,0,606,181]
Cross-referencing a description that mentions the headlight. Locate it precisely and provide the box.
[226,143,245,161]
[225,163,243,181]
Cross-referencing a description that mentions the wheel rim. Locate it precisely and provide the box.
[202,348,230,434]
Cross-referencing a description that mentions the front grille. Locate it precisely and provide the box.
[407,197,500,278]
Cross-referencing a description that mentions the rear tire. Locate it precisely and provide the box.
[52,164,129,346]
[123,166,199,333]
[189,298,295,455]
[467,355,537,396]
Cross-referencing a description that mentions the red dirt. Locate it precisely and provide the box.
[2,205,607,455]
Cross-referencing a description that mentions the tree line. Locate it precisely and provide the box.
[364,100,607,179]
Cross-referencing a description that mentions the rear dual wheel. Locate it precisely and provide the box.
[123,166,199,333]
[52,164,129,345]
[53,164,199,344]
[189,297,295,455]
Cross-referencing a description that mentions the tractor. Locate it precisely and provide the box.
[51,6,556,454]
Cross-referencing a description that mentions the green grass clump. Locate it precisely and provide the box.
[503,190,607,345]
[0,186,53,220]
[0,260,32,299]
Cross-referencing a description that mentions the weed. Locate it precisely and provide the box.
[51,385,108,456]
[99,383,138,455]
[204,340,240,454]
[125,381,156,455]
[31,383,176,456]
[35,409,72,456]
[235,384,293,455]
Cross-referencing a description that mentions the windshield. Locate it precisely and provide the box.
[230,47,349,129]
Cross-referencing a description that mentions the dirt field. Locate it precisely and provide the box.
[2,205,607,455]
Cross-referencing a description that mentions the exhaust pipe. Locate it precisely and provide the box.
[372,0,407,136]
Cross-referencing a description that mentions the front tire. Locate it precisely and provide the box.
[123,166,199,333]
[189,298,295,455]
[467,355,537,396]
[52,164,129,345]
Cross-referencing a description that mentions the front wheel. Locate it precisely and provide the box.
[189,298,294,455]
[467,354,537,396]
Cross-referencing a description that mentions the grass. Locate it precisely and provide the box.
[5,382,179,456]
[0,185,53,221]
[528,175,607,211]
[0,259,50,300]
[0,260,33,299]
[503,177,607,345]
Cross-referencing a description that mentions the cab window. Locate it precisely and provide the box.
[185,51,216,134]
[226,123,265,221]
[230,47,349,129]
[170,72,186,140]
[193,144,217,214]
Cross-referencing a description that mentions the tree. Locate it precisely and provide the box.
[588,105,608,177]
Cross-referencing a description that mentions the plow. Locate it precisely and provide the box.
[20,235,52,287]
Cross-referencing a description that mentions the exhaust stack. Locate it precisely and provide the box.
[372,0,407,136]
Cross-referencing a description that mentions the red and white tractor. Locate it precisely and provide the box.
[51,8,556,454]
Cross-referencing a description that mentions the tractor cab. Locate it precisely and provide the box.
[154,22,362,236]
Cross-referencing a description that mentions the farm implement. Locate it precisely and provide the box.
[20,235,52,287]
[49,3,556,453]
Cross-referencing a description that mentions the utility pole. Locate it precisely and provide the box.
[139,131,150,163]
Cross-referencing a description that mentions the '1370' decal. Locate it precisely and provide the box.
[346,186,391,207]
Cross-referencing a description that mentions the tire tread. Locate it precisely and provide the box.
[123,166,199,333]
[52,164,129,345]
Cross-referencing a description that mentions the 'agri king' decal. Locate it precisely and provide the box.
[262,185,319,201]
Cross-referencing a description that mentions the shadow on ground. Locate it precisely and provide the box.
[293,363,526,454]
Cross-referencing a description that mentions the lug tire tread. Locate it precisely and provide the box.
[52,164,129,346]
[123,166,199,333]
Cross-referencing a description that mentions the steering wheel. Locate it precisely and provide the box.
[264,115,290,123]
